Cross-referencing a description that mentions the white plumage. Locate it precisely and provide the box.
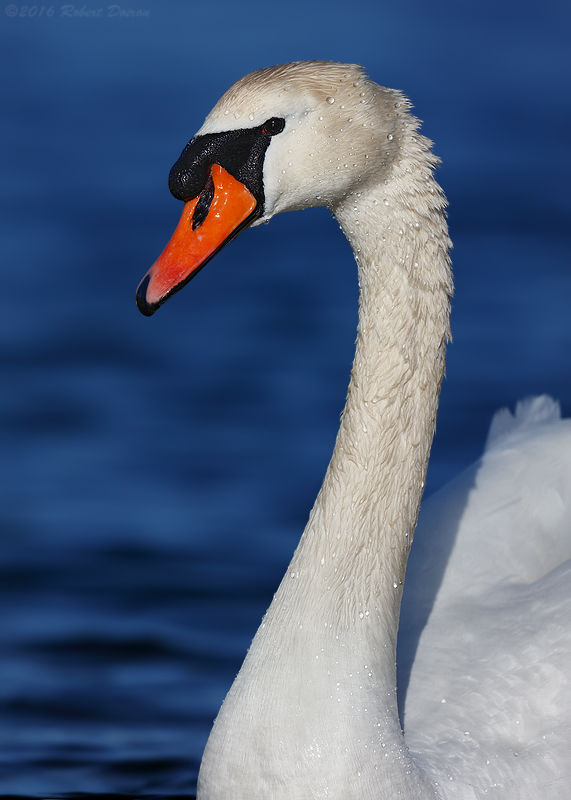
[401,396,571,797]
[158,62,570,799]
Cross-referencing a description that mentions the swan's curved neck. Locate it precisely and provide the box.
[198,134,452,800]
[322,161,452,623]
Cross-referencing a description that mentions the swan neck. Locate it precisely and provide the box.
[300,155,452,632]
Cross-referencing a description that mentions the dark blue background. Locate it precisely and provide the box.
[1,0,570,794]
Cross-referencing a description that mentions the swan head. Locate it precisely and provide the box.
[136,61,406,316]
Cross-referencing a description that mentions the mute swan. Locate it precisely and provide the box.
[136,62,571,799]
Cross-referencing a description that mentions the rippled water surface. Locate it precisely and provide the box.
[1,0,570,796]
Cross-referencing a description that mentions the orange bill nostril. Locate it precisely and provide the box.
[192,172,215,230]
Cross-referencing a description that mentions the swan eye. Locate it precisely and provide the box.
[261,117,285,136]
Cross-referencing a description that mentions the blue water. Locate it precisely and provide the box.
[1,0,570,795]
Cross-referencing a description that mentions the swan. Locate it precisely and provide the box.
[135,62,571,799]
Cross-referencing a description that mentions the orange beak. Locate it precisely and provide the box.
[137,163,257,315]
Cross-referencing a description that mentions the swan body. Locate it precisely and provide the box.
[137,62,571,799]
[401,396,571,797]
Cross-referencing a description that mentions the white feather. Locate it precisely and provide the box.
[182,62,571,800]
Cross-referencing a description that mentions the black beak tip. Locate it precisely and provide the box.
[136,275,158,317]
